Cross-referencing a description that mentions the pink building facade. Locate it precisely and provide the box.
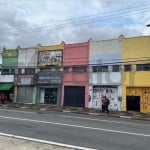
[62,42,89,108]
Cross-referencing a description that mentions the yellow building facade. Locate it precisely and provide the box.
[37,41,64,68]
[122,36,150,113]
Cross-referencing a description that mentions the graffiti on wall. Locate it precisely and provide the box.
[141,93,150,111]
[127,87,150,113]
[92,86,122,111]
[38,50,62,66]
[88,86,93,108]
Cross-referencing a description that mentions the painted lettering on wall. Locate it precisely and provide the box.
[3,50,18,58]
[38,50,62,66]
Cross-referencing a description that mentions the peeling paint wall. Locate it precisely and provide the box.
[89,38,122,110]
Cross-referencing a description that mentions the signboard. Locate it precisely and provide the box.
[3,50,18,58]
[15,75,35,85]
[38,50,62,67]
[0,75,14,82]
[37,71,62,84]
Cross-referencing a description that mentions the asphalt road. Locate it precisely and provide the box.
[0,108,150,150]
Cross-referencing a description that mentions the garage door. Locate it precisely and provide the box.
[64,86,85,107]
[17,86,33,103]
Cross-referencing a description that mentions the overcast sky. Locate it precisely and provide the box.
[0,0,150,51]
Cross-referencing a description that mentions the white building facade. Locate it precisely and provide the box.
[89,37,123,111]
[15,47,38,104]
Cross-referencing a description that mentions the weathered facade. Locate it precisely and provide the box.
[89,37,122,111]
[15,47,38,104]
[36,42,64,106]
[0,53,2,75]
[62,42,89,108]
[122,36,150,113]
[0,48,18,103]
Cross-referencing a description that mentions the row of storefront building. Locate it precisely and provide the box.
[0,35,150,113]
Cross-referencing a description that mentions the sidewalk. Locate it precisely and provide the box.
[0,135,75,150]
[62,106,150,121]
[1,103,150,121]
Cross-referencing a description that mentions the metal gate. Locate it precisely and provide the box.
[17,86,33,103]
[64,86,85,107]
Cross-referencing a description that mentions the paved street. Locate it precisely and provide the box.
[0,108,150,150]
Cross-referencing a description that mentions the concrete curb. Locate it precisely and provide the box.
[63,110,150,121]
[1,105,150,121]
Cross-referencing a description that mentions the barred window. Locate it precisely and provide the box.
[18,68,35,75]
[92,66,108,72]
[72,66,86,73]
[112,65,120,72]
[18,68,25,74]
[124,65,132,71]
[92,66,101,72]
[10,69,15,74]
[63,67,69,73]
[2,69,9,75]
[25,68,35,74]
[136,64,150,71]
[101,66,108,72]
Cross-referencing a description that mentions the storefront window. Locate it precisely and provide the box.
[44,88,57,104]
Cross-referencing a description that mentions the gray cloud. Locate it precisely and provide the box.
[60,25,144,43]
[0,0,150,52]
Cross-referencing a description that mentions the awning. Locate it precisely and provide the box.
[0,84,13,90]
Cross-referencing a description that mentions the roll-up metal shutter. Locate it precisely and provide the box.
[64,86,85,107]
[17,86,33,103]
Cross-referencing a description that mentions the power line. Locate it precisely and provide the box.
[2,3,150,30]
[1,58,150,68]
[0,4,150,36]
[90,59,150,66]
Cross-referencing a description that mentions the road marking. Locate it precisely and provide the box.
[63,110,71,113]
[61,115,150,127]
[0,132,96,150]
[0,109,35,114]
[0,115,150,137]
[120,116,132,119]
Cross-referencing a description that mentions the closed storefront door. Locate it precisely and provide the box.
[17,86,33,103]
[64,86,85,107]
[127,96,140,111]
